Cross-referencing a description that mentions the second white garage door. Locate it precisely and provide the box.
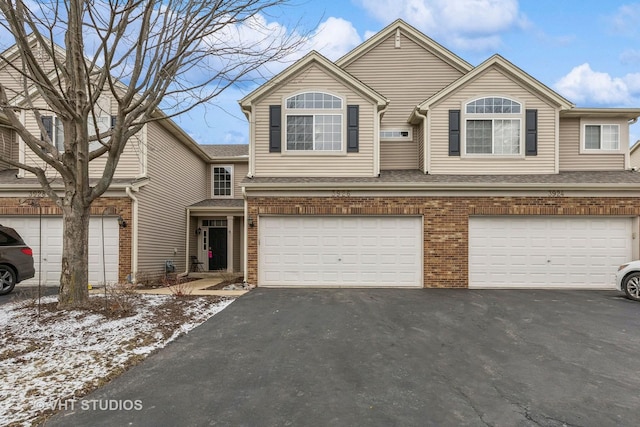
[259,216,422,287]
[0,216,120,286]
[469,216,633,289]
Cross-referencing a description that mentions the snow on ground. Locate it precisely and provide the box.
[0,293,234,426]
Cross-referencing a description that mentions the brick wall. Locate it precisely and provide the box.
[0,197,132,282]
[247,196,640,288]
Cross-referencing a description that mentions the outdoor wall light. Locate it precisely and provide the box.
[195,227,202,235]
[117,215,127,228]
[248,216,254,227]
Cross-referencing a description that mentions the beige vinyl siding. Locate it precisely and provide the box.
[253,63,375,177]
[559,117,626,171]
[343,32,464,169]
[380,140,418,170]
[188,216,199,263]
[429,68,557,175]
[631,147,640,169]
[136,121,208,274]
[233,162,248,197]
[0,127,16,171]
[19,97,143,179]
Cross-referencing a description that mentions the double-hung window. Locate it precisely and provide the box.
[584,124,619,151]
[465,97,522,155]
[212,165,233,197]
[285,92,343,151]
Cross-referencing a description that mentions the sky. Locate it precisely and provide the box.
[172,0,640,147]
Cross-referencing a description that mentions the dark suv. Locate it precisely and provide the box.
[0,225,35,295]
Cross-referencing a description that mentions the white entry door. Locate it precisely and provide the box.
[0,216,120,285]
[469,216,633,288]
[259,216,422,287]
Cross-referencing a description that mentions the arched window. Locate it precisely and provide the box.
[465,97,522,155]
[285,92,343,151]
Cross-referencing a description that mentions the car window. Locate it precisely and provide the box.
[0,230,19,246]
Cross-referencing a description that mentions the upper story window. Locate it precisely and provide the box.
[584,124,619,151]
[212,165,233,197]
[464,97,522,155]
[285,92,344,151]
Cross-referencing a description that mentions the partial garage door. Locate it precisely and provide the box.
[0,216,119,285]
[259,216,422,287]
[469,216,633,288]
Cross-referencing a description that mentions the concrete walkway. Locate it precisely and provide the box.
[132,277,248,297]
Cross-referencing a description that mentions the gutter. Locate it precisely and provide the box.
[241,180,640,192]
[413,108,428,173]
[243,186,248,283]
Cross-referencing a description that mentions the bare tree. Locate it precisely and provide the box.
[0,0,303,307]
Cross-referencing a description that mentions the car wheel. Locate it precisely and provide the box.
[0,266,16,295]
[622,272,640,302]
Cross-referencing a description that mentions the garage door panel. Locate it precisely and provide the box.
[0,216,119,286]
[259,216,422,287]
[470,216,632,288]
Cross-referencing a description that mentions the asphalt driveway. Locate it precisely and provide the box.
[48,289,640,426]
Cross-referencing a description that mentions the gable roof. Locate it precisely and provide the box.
[631,139,640,155]
[336,19,473,74]
[414,54,574,117]
[239,51,388,110]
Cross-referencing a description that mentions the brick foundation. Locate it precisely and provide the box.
[246,196,640,288]
[0,197,132,282]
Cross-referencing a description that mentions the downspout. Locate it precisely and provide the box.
[180,207,191,277]
[414,108,428,174]
[243,186,249,283]
[125,185,140,282]
[376,106,386,176]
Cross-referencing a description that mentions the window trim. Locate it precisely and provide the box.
[461,96,525,158]
[580,122,622,154]
[282,91,346,155]
[211,164,234,198]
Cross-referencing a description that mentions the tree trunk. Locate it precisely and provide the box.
[58,199,90,308]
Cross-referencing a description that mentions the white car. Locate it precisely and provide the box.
[616,261,640,301]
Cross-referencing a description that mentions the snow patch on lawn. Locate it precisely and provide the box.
[0,294,233,426]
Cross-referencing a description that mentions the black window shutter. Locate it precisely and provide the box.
[449,110,460,156]
[41,115,52,141]
[111,115,117,129]
[269,105,281,153]
[525,109,537,156]
[347,105,359,153]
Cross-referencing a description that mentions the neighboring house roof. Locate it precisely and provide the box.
[242,170,640,189]
[200,144,248,159]
[413,55,574,117]
[631,140,640,155]
[335,19,473,74]
[239,51,389,110]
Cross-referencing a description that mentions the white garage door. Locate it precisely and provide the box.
[0,216,119,285]
[469,216,633,289]
[259,216,422,287]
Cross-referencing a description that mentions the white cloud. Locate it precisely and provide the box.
[306,17,362,60]
[607,3,640,37]
[620,48,640,65]
[354,0,525,50]
[554,63,640,106]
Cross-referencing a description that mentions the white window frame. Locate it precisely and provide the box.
[211,164,234,198]
[462,96,524,158]
[580,123,621,153]
[380,128,412,141]
[283,91,346,154]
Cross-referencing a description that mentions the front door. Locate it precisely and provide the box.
[208,227,227,271]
